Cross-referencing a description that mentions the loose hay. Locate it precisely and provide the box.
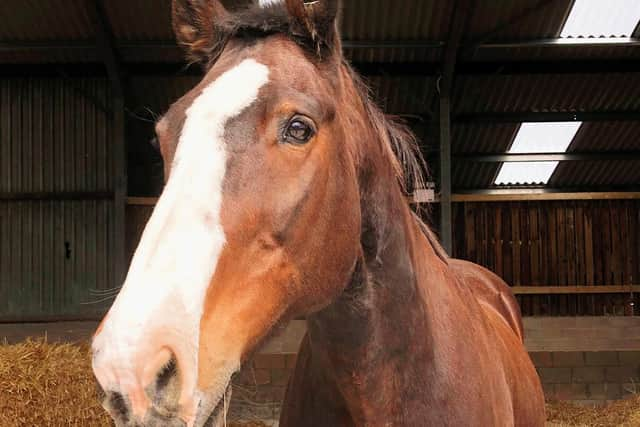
[1,340,639,426]
[546,396,640,427]
[0,339,267,427]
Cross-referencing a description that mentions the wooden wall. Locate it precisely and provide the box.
[452,200,640,316]
[126,200,639,317]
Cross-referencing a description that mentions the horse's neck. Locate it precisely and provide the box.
[306,189,456,423]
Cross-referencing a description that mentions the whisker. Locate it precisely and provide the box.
[88,287,122,295]
[80,295,118,305]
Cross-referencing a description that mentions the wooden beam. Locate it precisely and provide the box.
[87,0,128,287]
[0,191,114,201]
[127,196,158,206]
[130,192,640,207]
[456,151,640,163]
[512,285,640,295]
[438,0,474,254]
[451,191,640,202]
[455,110,640,123]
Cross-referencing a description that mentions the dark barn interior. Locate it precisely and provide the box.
[1,0,639,416]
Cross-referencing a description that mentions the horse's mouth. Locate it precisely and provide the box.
[135,383,232,427]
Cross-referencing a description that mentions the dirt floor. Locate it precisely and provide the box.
[1,325,639,426]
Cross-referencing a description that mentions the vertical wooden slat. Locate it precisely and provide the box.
[494,206,503,280]
[529,204,540,314]
[511,204,521,286]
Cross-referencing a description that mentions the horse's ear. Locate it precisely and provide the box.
[284,0,341,54]
[172,0,230,64]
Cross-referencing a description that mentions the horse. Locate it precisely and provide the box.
[91,1,546,426]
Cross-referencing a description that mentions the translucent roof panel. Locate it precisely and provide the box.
[495,162,560,185]
[508,122,582,153]
[494,122,582,185]
[560,0,640,38]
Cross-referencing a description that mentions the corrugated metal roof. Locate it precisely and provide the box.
[452,123,519,153]
[105,0,174,41]
[454,73,640,113]
[0,0,637,192]
[451,123,519,188]
[550,160,640,187]
[0,0,93,41]
[466,0,572,41]
[548,121,640,188]
[366,76,437,114]
[471,43,640,62]
[568,121,640,151]
[341,0,454,41]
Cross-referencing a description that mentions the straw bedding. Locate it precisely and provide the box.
[0,339,268,427]
[0,339,638,426]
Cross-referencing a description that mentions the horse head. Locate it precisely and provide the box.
[91,1,414,425]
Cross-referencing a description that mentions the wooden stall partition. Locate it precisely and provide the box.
[452,200,640,316]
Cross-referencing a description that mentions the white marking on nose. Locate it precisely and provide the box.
[92,58,270,421]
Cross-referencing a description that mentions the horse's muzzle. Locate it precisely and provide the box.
[94,354,188,426]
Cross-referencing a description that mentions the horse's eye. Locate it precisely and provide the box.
[284,117,315,144]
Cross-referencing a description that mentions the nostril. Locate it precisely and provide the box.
[106,391,130,423]
[155,358,177,394]
[145,356,182,416]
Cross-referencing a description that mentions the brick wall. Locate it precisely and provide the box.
[228,350,640,420]
[224,317,640,419]
[230,354,297,421]
[531,351,640,405]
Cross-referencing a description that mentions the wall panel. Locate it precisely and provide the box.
[452,200,640,316]
[0,78,114,320]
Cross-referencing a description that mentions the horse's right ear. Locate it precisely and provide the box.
[172,0,230,64]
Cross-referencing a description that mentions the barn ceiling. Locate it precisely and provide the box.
[0,0,639,191]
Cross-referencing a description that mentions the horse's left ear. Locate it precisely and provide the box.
[284,0,341,54]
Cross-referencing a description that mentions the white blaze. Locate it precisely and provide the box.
[92,59,269,420]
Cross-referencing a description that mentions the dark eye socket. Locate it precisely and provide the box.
[284,116,315,144]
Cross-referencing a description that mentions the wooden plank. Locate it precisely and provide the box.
[451,192,640,202]
[503,203,513,286]
[135,194,640,205]
[511,205,521,286]
[512,285,640,295]
[566,204,577,315]
[548,205,557,290]
[575,203,586,314]
[556,205,567,315]
[464,203,475,261]
[127,196,158,206]
[494,206,503,278]
[0,191,114,200]
[137,193,640,205]
[529,205,540,315]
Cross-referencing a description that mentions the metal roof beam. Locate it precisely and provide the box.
[86,1,124,96]
[2,40,640,76]
[86,0,128,287]
[455,151,640,162]
[438,0,474,254]
[461,0,560,58]
[455,111,640,123]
